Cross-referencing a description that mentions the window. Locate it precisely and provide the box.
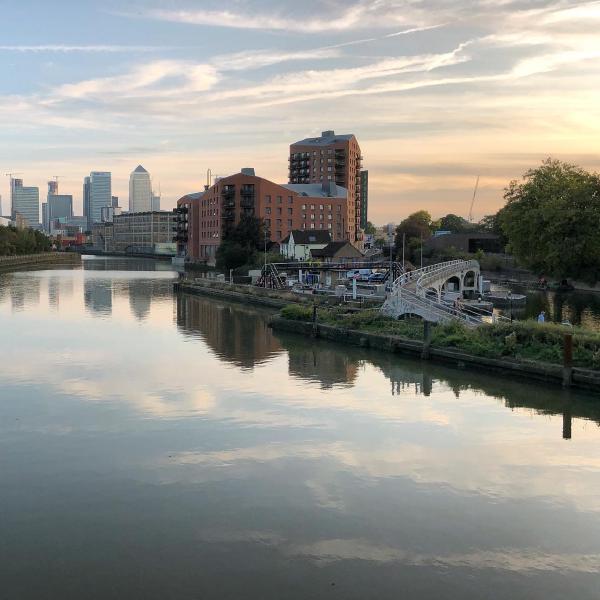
[265,207,271,215]
[276,231,282,239]
[310,223,315,229]
[302,204,306,210]
[277,196,282,204]
[287,208,293,215]
[287,219,293,226]
[328,214,332,220]
[265,219,271,227]
[320,223,324,229]
[328,223,332,229]
[302,213,307,220]
[319,204,323,210]
[319,214,324,220]
[265,195,271,203]
[276,219,281,226]
[276,207,282,215]
[310,214,315,220]
[310,204,315,210]
[288,196,293,204]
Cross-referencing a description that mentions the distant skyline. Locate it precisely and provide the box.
[1,0,599,223]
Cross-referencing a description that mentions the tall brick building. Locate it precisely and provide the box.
[176,168,349,264]
[289,130,367,243]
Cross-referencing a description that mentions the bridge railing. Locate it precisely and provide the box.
[415,259,479,296]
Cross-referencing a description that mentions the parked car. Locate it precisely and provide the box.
[368,272,386,283]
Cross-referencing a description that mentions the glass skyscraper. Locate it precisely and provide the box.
[11,179,40,227]
[84,172,111,229]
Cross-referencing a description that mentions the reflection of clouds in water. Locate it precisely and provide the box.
[287,538,600,573]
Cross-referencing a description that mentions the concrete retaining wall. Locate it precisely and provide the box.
[270,316,599,392]
[0,253,81,271]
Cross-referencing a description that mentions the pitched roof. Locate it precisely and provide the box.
[133,165,148,173]
[310,241,363,258]
[289,230,331,244]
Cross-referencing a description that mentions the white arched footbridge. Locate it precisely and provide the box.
[381,260,488,325]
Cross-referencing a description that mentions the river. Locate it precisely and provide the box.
[1,256,599,599]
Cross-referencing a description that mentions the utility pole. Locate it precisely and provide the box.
[402,232,405,271]
[264,227,268,288]
[420,233,423,268]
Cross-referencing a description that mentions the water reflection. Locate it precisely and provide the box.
[176,292,281,369]
[2,264,600,600]
[499,285,600,330]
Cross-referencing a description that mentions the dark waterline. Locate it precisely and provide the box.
[1,257,599,599]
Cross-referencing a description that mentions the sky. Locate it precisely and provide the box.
[0,0,599,224]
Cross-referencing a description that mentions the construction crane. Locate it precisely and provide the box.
[468,175,480,222]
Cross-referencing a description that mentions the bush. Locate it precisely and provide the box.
[278,304,600,369]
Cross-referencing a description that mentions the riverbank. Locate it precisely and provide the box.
[270,307,600,392]
[174,278,362,309]
[0,252,81,272]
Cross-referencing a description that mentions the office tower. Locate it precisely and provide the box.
[111,196,119,208]
[48,195,73,221]
[48,180,58,196]
[11,178,40,227]
[151,193,160,211]
[129,165,152,213]
[289,130,366,243]
[84,172,111,229]
[0,194,3,216]
[42,203,49,232]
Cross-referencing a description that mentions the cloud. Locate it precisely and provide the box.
[53,60,219,101]
[0,45,164,53]
[142,1,411,32]
[211,48,341,71]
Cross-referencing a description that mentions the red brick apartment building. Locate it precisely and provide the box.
[176,168,349,264]
[289,130,366,243]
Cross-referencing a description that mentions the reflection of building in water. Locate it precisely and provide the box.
[127,279,152,321]
[10,275,41,311]
[112,276,174,321]
[84,278,112,315]
[286,341,359,389]
[48,277,60,309]
[176,293,281,369]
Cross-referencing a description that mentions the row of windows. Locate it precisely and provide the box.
[264,195,293,204]
[302,213,337,221]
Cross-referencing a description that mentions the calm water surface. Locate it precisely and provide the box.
[1,257,600,599]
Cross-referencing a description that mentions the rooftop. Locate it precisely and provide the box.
[285,230,332,245]
[291,130,355,146]
[283,183,347,198]
[133,165,148,174]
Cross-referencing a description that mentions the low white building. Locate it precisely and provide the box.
[280,230,332,261]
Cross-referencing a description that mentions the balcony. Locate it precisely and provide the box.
[223,200,235,209]
[240,198,254,209]
[223,212,235,221]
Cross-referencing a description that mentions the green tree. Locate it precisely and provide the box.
[393,210,433,261]
[216,215,266,271]
[438,213,473,233]
[0,225,51,256]
[499,158,600,282]
[364,221,376,235]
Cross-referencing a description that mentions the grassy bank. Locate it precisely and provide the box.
[280,304,600,370]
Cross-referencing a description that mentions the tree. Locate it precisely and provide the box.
[364,221,376,235]
[499,158,600,283]
[438,213,473,233]
[0,225,52,256]
[216,215,266,271]
[393,210,433,261]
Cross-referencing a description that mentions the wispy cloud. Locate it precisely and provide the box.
[0,45,163,53]
[211,48,341,71]
[142,1,410,33]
